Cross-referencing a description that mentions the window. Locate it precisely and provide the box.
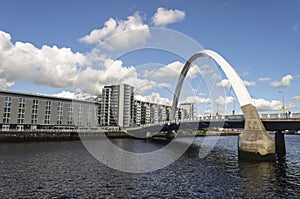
[67,104,73,125]
[18,97,26,124]
[44,100,51,124]
[3,96,12,124]
[57,102,63,125]
[31,99,39,124]
[77,104,83,126]
[87,105,93,126]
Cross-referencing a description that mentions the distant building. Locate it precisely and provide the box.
[100,84,134,128]
[0,90,100,131]
[179,103,195,120]
[132,99,193,125]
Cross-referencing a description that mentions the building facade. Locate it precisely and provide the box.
[0,84,195,130]
[0,90,100,131]
[132,100,194,126]
[100,84,134,128]
[100,84,195,128]
[178,103,195,120]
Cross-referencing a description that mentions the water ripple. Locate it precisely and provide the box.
[0,135,300,198]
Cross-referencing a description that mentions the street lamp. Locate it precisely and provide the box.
[279,91,285,114]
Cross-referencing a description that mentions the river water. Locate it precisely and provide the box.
[1,135,300,198]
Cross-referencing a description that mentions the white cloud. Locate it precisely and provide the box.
[216,79,255,88]
[79,12,150,50]
[0,77,14,89]
[0,29,158,95]
[53,90,75,99]
[0,30,85,89]
[135,92,171,105]
[243,80,256,87]
[270,74,293,87]
[215,96,234,105]
[182,96,211,104]
[0,31,13,51]
[216,79,231,88]
[253,98,282,111]
[259,77,271,82]
[152,7,185,27]
[143,61,200,79]
[53,89,96,100]
[76,58,158,94]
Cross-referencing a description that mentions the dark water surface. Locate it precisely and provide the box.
[1,135,300,198]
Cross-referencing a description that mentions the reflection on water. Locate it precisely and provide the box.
[0,135,300,198]
[238,161,278,197]
[238,157,300,198]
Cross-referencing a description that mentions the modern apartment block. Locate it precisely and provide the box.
[133,101,166,126]
[0,90,100,131]
[100,84,134,128]
[132,100,194,126]
[100,84,195,128]
[179,103,195,120]
[0,84,194,130]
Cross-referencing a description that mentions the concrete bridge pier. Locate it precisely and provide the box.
[238,104,276,161]
[275,131,286,158]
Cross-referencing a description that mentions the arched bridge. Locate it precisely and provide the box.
[127,49,298,161]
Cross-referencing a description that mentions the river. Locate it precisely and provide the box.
[1,135,300,198]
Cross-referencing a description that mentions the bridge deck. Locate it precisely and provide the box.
[126,119,300,134]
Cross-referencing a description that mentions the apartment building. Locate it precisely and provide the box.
[0,85,195,130]
[100,84,134,128]
[0,90,100,131]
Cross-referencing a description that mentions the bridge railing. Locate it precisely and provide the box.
[259,112,300,119]
[197,112,300,120]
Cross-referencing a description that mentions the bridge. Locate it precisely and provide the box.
[126,49,300,162]
[127,117,300,133]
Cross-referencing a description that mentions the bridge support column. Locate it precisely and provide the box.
[275,131,286,158]
[238,104,276,161]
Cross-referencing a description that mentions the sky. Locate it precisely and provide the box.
[0,0,300,115]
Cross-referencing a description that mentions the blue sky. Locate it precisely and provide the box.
[0,0,300,114]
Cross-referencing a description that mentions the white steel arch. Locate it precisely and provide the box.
[171,49,253,120]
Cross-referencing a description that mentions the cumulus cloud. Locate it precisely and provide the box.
[152,7,185,27]
[75,58,159,94]
[0,77,14,89]
[216,79,232,88]
[0,30,85,89]
[243,80,256,87]
[216,79,255,88]
[53,90,75,99]
[135,92,171,105]
[79,12,150,50]
[270,74,293,87]
[253,98,282,111]
[0,29,158,95]
[143,61,200,79]
[215,96,234,105]
[53,88,96,100]
[259,77,271,82]
[182,96,211,104]
[53,89,96,100]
